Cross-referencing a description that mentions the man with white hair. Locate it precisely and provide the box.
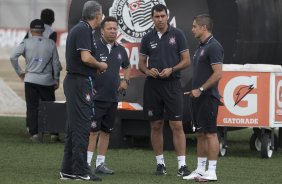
[60,1,107,181]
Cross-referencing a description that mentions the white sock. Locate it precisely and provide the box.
[87,151,94,166]
[177,156,186,169]
[207,160,217,172]
[156,154,165,166]
[96,155,105,168]
[196,157,207,172]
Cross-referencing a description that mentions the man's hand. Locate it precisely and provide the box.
[118,80,128,91]
[19,73,25,81]
[54,81,60,90]
[190,89,202,98]
[98,62,108,73]
[158,68,173,78]
[145,68,159,78]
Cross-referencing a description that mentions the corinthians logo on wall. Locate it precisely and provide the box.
[110,0,167,43]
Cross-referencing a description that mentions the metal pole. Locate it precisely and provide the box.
[279,128,282,148]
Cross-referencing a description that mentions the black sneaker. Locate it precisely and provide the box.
[177,165,191,177]
[76,173,102,181]
[95,163,114,175]
[59,172,76,180]
[155,164,167,176]
[50,135,61,143]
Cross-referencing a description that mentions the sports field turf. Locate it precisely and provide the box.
[0,116,282,184]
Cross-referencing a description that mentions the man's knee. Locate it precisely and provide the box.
[197,133,206,140]
[206,133,218,140]
[151,121,163,132]
[169,121,184,133]
[99,130,110,138]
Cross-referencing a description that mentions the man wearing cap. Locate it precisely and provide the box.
[10,19,62,143]
[24,8,60,141]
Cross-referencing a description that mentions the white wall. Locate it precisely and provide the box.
[0,0,69,59]
[0,0,68,30]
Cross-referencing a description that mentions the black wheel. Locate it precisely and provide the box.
[264,130,279,151]
[274,134,279,151]
[219,136,227,157]
[249,133,261,151]
[261,133,273,158]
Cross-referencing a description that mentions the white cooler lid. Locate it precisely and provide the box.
[223,64,244,71]
[243,64,282,72]
[223,64,282,72]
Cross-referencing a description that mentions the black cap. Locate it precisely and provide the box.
[30,19,45,31]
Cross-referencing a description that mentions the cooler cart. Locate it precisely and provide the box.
[217,64,282,158]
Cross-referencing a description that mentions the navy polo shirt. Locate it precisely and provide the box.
[66,20,97,77]
[140,25,189,79]
[192,35,224,99]
[93,38,130,102]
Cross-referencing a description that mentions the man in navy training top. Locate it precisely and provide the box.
[183,14,223,182]
[139,4,191,177]
[60,1,107,181]
[87,16,131,175]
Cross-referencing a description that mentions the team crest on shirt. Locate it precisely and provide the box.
[91,121,97,129]
[200,49,205,56]
[117,53,122,60]
[169,37,176,45]
[85,93,91,102]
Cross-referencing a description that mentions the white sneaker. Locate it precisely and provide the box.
[195,170,217,181]
[183,170,204,180]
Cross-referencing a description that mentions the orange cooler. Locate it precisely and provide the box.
[217,64,282,128]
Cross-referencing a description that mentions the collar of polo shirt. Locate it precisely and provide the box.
[79,19,92,29]
[100,38,118,47]
[200,35,213,46]
[153,23,172,35]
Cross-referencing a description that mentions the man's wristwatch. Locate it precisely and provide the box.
[199,87,204,92]
[171,67,175,73]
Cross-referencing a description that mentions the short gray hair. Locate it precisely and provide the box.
[82,1,102,20]
[194,14,213,32]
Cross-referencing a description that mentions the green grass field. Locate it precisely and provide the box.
[0,116,282,184]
